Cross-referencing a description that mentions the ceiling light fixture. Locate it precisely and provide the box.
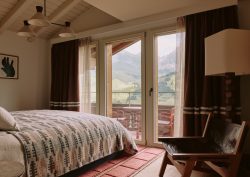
[17,0,75,38]
[17,20,36,38]
[28,6,50,27]
[58,22,75,38]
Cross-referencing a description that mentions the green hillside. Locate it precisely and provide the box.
[111,50,176,105]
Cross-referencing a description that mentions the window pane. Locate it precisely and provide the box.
[155,33,176,140]
[106,39,142,141]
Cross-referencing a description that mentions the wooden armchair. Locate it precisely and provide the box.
[158,114,248,177]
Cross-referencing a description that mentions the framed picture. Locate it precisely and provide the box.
[0,53,19,79]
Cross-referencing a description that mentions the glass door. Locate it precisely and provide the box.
[104,35,145,143]
[101,30,178,146]
[153,32,177,142]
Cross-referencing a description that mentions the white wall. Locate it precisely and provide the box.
[0,31,50,111]
[72,7,120,33]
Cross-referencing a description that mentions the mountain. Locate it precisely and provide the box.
[112,50,176,92]
[158,72,175,92]
[112,51,141,83]
[158,50,176,77]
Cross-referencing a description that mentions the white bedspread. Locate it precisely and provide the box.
[1,110,137,177]
[0,132,24,164]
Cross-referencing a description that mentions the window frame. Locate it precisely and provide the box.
[146,26,177,147]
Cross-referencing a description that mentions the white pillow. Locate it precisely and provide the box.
[0,107,19,131]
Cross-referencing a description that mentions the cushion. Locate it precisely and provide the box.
[0,107,19,131]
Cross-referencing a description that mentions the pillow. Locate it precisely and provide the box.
[0,107,19,131]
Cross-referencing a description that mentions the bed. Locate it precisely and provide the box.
[0,109,137,177]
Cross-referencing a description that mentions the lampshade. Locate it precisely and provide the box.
[17,20,35,38]
[28,6,50,27]
[205,29,250,76]
[58,22,75,37]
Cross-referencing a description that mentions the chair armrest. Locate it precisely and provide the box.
[171,153,235,160]
[158,137,203,142]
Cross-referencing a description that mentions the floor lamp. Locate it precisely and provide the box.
[205,29,250,121]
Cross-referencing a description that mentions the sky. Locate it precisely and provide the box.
[123,33,176,57]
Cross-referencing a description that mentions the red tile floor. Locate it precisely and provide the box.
[78,146,164,177]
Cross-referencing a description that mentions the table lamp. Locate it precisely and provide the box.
[205,29,250,121]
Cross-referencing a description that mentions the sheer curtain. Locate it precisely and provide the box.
[174,17,186,136]
[79,37,92,113]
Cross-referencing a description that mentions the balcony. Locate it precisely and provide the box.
[90,91,175,140]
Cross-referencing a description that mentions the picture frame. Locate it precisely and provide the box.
[0,53,19,79]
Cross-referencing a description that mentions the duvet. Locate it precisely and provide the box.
[9,110,137,177]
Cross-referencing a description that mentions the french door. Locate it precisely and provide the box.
[146,29,177,147]
[101,33,146,144]
[100,28,177,146]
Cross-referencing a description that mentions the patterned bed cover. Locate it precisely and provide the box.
[10,110,137,177]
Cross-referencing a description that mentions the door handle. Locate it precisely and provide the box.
[149,88,153,96]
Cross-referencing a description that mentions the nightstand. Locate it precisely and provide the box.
[0,161,24,177]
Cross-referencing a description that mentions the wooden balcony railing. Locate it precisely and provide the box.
[89,91,175,139]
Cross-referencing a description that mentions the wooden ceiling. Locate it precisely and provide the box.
[0,0,92,39]
[0,0,238,40]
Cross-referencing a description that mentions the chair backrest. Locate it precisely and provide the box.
[203,114,248,154]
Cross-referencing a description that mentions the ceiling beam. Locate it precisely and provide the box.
[35,0,82,35]
[0,0,33,32]
[48,0,82,22]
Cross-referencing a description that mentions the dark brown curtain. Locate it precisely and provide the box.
[50,40,80,111]
[183,6,241,136]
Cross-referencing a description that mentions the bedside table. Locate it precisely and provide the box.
[0,161,24,177]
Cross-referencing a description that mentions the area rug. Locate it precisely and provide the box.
[78,146,164,177]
